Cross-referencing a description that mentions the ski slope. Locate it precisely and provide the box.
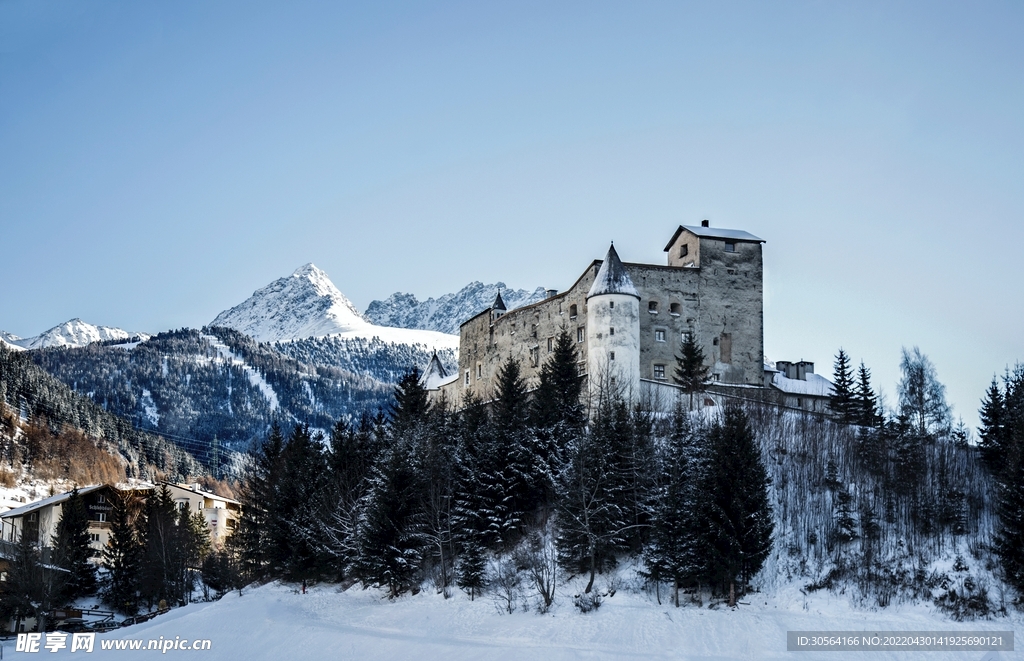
[34,581,1019,660]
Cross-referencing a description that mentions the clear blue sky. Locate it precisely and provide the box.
[2,1,1022,428]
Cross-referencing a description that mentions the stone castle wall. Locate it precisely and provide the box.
[438,230,763,403]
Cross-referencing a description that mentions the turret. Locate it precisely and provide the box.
[491,291,507,323]
[586,243,641,401]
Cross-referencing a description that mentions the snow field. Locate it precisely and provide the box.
[33,578,1020,660]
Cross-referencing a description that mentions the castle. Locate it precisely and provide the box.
[425,221,766,406]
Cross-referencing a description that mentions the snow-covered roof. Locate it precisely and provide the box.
[164,482,240,505]
[587,244,640,299]
[420,352,452,390]
[0,485,107,519]
[664,225,764,250]
[771,372,834,397]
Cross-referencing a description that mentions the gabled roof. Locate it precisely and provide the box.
[664,225,765,251]
[587,244,640,299]
[492,292,507,311]
[1,485,108,519]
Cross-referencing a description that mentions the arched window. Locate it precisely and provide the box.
[569,304,578,319]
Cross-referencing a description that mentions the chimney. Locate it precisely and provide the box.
[701,219,710,227]
[545,289,558,298]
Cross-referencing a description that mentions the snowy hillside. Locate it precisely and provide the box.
[40,581,1020,660]
[365,281,547,334]
[212,263,458,351]
[0,330,23,351]
[4,318,138,350]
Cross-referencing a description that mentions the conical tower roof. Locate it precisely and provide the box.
[419,351,451,390]
[492,291,507,311]
[587,243,640,299]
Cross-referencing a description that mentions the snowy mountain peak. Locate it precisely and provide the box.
[11,318,134,350]
[365,281,547,335]
[211,264,369,343]
[211,265,459,353]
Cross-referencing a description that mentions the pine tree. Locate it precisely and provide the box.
[532,328,585,432]
[391,367,429,435]
[854,362,880,427]
[531,328,585,503]
[455,531,487,600]
[51,487,97,602]
[829,349,856,424]
[645,399,708,606]
[351,442,424,597]
[0,531,43,632]
[320,416,377,579]
[175,504,211,603]
[994,443,1024,592]
[703,405,773,606]
[103,490,143,614]
[138,484,180,607]
[978,377,1006,471]
[274,424,328,582]
[485,355,537,543]
[993,365,1024,591]
[673,332,710,408]
[232,423,284,581]
[555,396,631,593]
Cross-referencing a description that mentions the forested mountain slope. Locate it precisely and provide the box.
[0,344,202,481]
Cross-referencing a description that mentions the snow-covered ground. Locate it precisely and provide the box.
[31,580,1020,660]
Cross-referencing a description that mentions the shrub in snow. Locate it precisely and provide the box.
[573,591,602,613]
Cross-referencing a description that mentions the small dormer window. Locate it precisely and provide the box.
[679,245,688,257]
[724,241,736,253]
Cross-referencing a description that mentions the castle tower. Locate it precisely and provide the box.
[586,243,641,402]
[491,291,507,322]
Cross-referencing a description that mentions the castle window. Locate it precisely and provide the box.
[465,370,470,385]
[724,241,736,253]
[547,337,553,352]
[531,324,537,339]
[569,304,577,319]
[477,364,482,379]
[655,330,665,342]
[609,301,614,309]
[653,364,666,379]
[610,327,615,336]
[670,303,681,315]
[727,268,736,275]
[679,244,688,257]
[713,337,719,346]
[577,327,585,343]
[610,351,615,361]
[530,347,540,368]
[648,301,658,313]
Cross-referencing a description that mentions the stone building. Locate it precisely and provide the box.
[432,222,766,406]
